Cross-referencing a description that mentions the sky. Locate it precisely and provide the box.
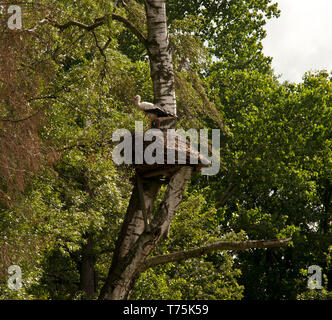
[262,0,332,83]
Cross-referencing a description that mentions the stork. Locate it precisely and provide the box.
[134,95,176,128]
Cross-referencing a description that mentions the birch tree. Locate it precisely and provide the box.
[0,0,295,300]
[96,0,189,299]
[44,0,291,300]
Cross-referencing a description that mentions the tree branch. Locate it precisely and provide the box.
[143,238,291,271]
[92,30,107,61]
[0,110,41,123]
[111,13,147,47]
[48,15,107,31]
[48,13,147,47]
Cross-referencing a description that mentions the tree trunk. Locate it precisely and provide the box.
[145,0,177,129]
[99,166,193,299]
[80,233,96,299]
[98,177,163,298]
[98,0,188,300]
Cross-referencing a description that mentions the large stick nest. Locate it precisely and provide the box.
[131,130,211,178]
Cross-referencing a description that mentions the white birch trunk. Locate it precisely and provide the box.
[98,0,192,300]
[99,167,193,300]
[145,0,177,123]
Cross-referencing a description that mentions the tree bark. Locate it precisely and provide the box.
[145,0,177,129]
[143,238,291,270]
[99,167,193,299]
[98,0,187,300]
[80,233,97,299]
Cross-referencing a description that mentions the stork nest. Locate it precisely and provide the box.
[131,130,211,178]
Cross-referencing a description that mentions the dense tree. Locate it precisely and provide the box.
[0,0,330,300]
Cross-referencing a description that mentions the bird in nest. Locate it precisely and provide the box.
[134,95,177,128]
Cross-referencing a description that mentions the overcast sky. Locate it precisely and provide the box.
[262,0,332,83]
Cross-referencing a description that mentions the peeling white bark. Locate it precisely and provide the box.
[98,0,190,300]
[118,181,161,260]
[151,166,193,237]
[99,167,193,300]
[145,0,176,119]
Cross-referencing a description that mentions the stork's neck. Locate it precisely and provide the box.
[135,95,141,106]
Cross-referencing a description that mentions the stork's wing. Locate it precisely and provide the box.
[145,107,175,118]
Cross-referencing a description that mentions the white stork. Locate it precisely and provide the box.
[134,95,176,128]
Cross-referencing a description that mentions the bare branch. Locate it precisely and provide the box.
[111,13,147,46]
[92,30,107,61]
[27,95,57,102]
[0,110,41,123]
[48,13,147,47]
[48,15,107,31]
[143,238,291,270]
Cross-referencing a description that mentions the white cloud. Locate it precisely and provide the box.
[262,0,332,83]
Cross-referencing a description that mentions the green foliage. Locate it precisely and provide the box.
[132,191,244,300]
[0,0,331,301]
[168,0,280,73]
